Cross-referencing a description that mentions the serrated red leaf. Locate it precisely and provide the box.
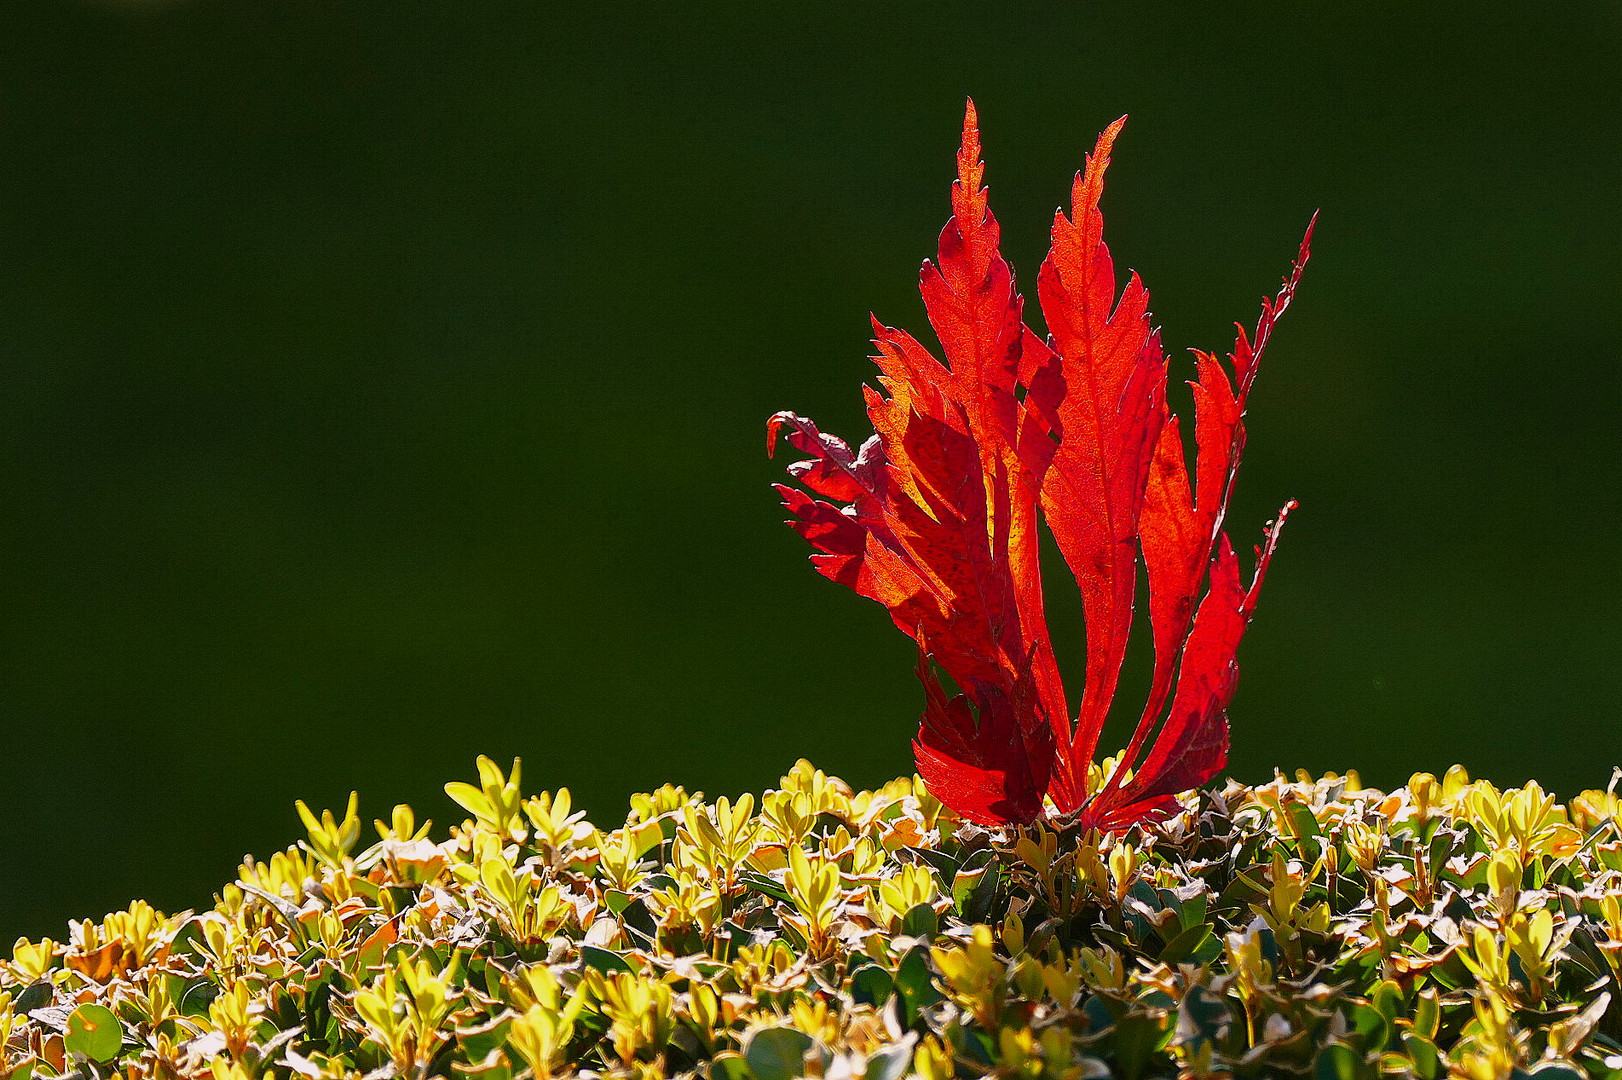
[771,102,1312,828]
[1033,118,1168,810]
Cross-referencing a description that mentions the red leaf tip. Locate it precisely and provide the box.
[1243,500,1297,615]
[1069,115,1129,223]
[957,99,984,195]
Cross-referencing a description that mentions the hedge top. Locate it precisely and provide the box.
[5,758,1622,1079]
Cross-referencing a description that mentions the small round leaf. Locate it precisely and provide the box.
[1315,1043,1372,1080]
[65,1002,122,1063]
[744,1026,815,1080]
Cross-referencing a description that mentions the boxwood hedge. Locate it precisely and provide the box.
[6,758,1622,1079]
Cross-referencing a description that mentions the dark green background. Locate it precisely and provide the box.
[0,2,1616,941]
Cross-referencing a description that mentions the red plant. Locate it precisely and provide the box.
[769,102,1312,830]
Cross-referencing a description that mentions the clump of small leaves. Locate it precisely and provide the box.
[8,758,1622,1079]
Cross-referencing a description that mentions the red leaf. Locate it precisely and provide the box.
[769,102,1058,822]
[1084,220,1314,824]
[1084,505,1295,829]
[771,103,1311,828]
[1033,117,1168,809]
[912,646,1054,826]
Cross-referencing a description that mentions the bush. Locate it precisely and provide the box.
[5,758,1622,1079]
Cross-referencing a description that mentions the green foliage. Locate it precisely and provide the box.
[6,759,1622,1078]
[62,1004,120,1063]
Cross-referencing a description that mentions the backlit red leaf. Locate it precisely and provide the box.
[771,102,1312,828]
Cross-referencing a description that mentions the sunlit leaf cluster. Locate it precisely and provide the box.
[770,102,1310,829]
[7,759,1622,1079]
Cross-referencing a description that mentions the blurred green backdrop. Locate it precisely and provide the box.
[0,2,1616,942]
